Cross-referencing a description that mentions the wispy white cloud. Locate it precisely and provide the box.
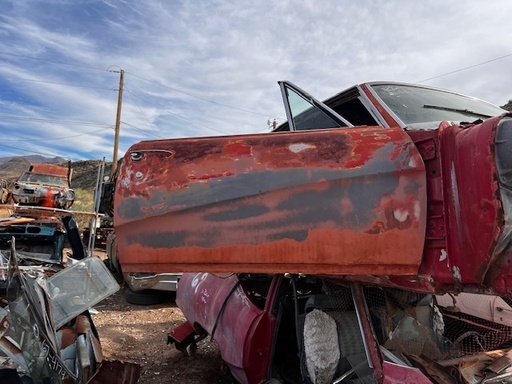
[0,0,511,161]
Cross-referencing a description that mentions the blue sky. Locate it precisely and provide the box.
[0,0,511,161]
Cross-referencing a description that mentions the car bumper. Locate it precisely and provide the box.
[124,272,181,292]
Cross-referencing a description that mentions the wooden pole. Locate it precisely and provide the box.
[112,69,124,175]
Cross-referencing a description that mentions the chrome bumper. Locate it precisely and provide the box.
[125,272,181,292]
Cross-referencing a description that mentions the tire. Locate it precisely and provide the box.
[124,288,165,305]
[106,232,120,273]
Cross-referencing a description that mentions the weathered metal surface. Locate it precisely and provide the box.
[177,273,276,384]
[351,283,383,381]
[317,115,512,295]
[12,163,74,209]
[424,115,512,294]
[0,312,9,339]
[28,163,70,178]
[1,215,123,383]
[115,125,426,275]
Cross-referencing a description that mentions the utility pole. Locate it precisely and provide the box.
[112,69,124,175]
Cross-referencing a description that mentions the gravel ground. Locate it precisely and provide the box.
[89,248,237,384]
[92,286,236,384]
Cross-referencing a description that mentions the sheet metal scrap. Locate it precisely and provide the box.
[432,349,512,384]
[0,309,8,338]
[0,238,139,384]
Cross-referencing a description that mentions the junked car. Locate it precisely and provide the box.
[106,231,180,305]
[171,273,512,384]
[114,80,512,383]
[12,163,75,209]
[98,173,180,305]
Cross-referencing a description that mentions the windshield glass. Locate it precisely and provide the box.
[278,81,351,131]
[288,89,345,130]
[18,173,68,187]
[371,84,505,125]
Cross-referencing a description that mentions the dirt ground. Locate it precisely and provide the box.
[91,253,237,384]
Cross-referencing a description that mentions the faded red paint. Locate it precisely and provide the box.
[113,78,512,296]
[42,187,56,207]
[115,125,427,277]
[176,273,276,384]
[360,84,397,128]
[29,163,71,179]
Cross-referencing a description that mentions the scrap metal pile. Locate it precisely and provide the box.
[0,205,140,384]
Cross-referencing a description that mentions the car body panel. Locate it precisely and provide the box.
[113,80,512,383]
[177,273,276,384]
[115,125,427,276]
[114,81,512,295]
[124,272,181,291]
[105,232,181,292]
[381,362,435,384]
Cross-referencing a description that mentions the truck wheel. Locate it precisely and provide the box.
[124,288,164,305]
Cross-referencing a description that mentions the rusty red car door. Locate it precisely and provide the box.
[114,123,427,276]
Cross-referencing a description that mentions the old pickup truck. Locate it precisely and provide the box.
[12,163,74,209]
[114,81,512,383]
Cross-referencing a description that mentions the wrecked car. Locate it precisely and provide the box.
[170,273,512,384]
[114,81,512,383]
[0,207,139,383]
[97,171,180,305]
[12,163,75,209]
[106,231,180,305]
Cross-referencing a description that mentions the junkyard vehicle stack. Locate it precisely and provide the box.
[114,80,512,383]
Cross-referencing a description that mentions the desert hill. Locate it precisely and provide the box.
[0,155,67,165]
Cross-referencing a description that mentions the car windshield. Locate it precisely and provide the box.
[371,84,505,125]
[18,173,68,187]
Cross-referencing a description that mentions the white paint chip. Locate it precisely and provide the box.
[289,143,315,153]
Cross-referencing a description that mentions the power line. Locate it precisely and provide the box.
[0,75,114,91]
[0,142,65,159]
[0,127,113,143]
[123,86,234,135]
[0,115,113,127]
[120,121,164,139]
[126,71,273,118]
[0,51,109,73]
[123,86,158,132]
[1,53,275,121]
[417,53,512,83]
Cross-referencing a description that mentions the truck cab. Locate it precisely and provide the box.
[12,163,74,209]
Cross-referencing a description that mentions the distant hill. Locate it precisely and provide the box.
[0,157,32,186]
[502,100,512,111]
[69,160,113,190]
[0,155,67,165]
